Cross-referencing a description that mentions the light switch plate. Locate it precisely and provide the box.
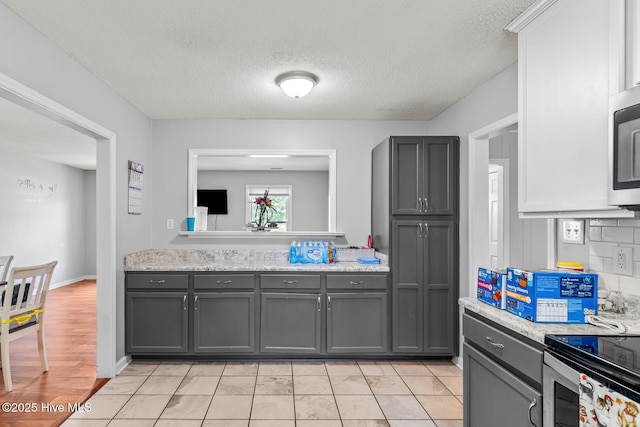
[562,220,584,244]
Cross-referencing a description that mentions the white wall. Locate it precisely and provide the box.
[0,148,95,284]
[429,63,519,299]
[152,119,430,248]
[200,170,329,232]
[0,3,153,364]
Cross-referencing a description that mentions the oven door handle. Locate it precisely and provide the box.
[528,397,538,427]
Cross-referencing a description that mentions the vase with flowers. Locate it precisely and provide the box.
[253,188,277,230]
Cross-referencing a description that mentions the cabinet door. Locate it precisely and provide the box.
[423,220,456,355]
[391,137,423,215]
[392,220,423,353]
[423,137,457,215]
[326,293,388,354]
[193,292,255,353]
[463,343,541,427]
[518,0,619,214]
[126,292,188,354]
[260,293,321,354]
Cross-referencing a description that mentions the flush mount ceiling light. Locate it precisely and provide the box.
[276,71,318,98]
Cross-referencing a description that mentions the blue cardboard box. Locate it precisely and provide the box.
[477,267,506,309]
[505,267,598,323]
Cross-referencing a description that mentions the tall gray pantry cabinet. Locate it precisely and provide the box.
[372,136,459,356]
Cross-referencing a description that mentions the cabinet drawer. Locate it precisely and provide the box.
[194,274,254,290]
[326,274,388,290]
[463,313,543,384]
[126,274,188,290]
[260,274,321,289]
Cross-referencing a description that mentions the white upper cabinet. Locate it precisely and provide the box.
[508,0,633,218]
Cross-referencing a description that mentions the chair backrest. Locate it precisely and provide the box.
[0,256,14,282]
[1,261,57,322]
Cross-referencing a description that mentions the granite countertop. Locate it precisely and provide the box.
[460,297,640,345]
[125,249,390,273]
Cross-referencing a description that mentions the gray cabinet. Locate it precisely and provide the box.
[125,273,189,354]
[260,292,322,354]
[392,219,456,355]
[194,292,255,353]
[372,135,459,357]
[126,291,188,354]
[463,312,543,427]
[391,136,457,216]
[463,343,541,427]
[326,292,388,354]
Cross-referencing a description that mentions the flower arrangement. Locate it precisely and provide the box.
[253,188,277,229]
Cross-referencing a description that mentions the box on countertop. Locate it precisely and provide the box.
[505,267,598,324]
[477,267,506,309]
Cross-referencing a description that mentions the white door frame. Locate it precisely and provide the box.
[468,114,516,299]
[489,159,510,269]
[0,72,117,378]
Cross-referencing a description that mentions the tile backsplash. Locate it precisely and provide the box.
[589,218,640,296]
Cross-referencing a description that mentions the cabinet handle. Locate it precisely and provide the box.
[418,223,423,238]
[283,280,298,285]
[527,398,538,427]
[183,295,187,310]
[424,197,429,212]
[327,295,332,310]
[423,223,429,238]
[349,281,365,285]
[216,280,232,285]
[485,336,505,349]
[149,279,165,284]
[418,197,423,212]
[317,296,321,311]
[194,295,199,310]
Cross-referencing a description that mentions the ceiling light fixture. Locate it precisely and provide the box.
[276,71,318,98]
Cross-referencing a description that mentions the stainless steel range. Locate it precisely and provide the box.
[544,334,640,427]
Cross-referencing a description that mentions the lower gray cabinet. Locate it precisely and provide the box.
[126,292,188,354]
[194,292,255,353]
[260,292,321,354]
[463,343,541,427]
[326,292,388,354]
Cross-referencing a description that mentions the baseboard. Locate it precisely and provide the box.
[115,355,132,376]
[50,275,97,290]
[452,355,463,371]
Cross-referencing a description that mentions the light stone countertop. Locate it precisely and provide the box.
[125,249,390,273]
[460,297,640,345]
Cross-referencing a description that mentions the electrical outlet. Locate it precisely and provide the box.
[166,219,174,230]
[613,246,633,276]
[613,345,635,369]
[562,220,584,244]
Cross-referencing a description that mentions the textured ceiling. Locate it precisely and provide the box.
[1,0,535,121]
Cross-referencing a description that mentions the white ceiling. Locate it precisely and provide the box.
[0,0,534,170]
[0,96,96,170]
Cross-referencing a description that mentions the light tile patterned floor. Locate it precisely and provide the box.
[62,360,463,427]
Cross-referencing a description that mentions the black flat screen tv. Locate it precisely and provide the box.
[196,189,228,214]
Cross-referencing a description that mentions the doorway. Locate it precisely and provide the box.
[0,72,117,378]
[468,114,551,299]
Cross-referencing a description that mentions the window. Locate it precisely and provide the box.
[246,185,292,231]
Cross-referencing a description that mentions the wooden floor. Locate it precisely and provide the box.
[0,280,106,427]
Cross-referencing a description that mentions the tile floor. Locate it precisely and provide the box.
[62,360,463,427]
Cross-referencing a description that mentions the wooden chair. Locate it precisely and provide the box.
[0,256,13,282]
[0,261,57,391]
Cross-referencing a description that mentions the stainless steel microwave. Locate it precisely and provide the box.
[610,84,640,209]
